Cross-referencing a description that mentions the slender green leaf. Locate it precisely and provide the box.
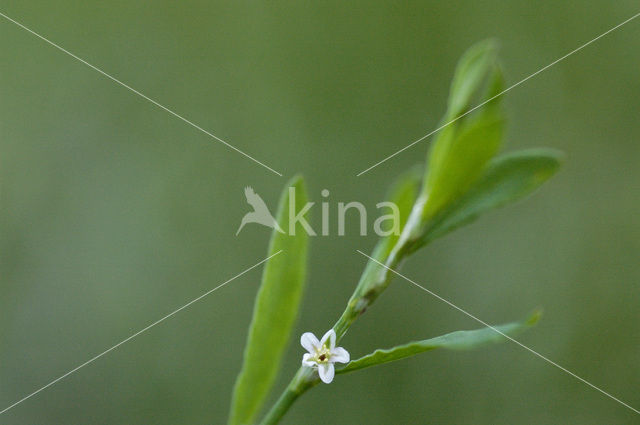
[420,148,562,246]
[419,39,504,224]
[447,39,498,120]
[338,311,541,374]
[229,176,309,425]
[483,61,505,101]
[422,109,504,220]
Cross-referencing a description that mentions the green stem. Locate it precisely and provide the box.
[333,236,409,341]
[259,367,316,425]
[259,386,300,425]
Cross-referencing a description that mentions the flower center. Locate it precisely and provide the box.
[314,345,331,363]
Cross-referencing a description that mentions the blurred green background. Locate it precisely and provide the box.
[1,1,639,423]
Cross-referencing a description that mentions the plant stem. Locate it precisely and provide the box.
[259,386,300,425]
[333,236,409,340]
[259,367,316,425]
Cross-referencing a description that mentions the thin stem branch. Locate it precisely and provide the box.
[259,386,301,425]
[258,367,316,425]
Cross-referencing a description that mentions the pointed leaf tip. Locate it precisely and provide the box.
[337,312,539,375]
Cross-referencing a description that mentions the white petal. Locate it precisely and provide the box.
[302,353,316,367]
[300,332,320,353]
[318,363,335,384]
[330,347,350,363]
[320,329,336,350]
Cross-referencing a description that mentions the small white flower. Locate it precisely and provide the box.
[300,329,350,384]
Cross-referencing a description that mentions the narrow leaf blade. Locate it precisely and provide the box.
[338,311,540,374]
[229,176,309,425]
[422,148,563,245]
[420,39,504,224]
[422,109,504,220]
[447,39,498,120]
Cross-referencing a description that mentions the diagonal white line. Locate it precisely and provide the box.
[0,250,282,416]
[357,11,640,176]
[356,250,640,415]
[0,11,283,177]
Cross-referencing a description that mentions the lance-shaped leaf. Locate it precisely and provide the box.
[422,109,504,221]
[337,311,540,374]
[446,39,499,120]
[228,176,309,425]
[420,39,504,224]
[418,148,562,248]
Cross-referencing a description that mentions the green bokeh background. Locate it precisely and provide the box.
[1,1,639,424]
